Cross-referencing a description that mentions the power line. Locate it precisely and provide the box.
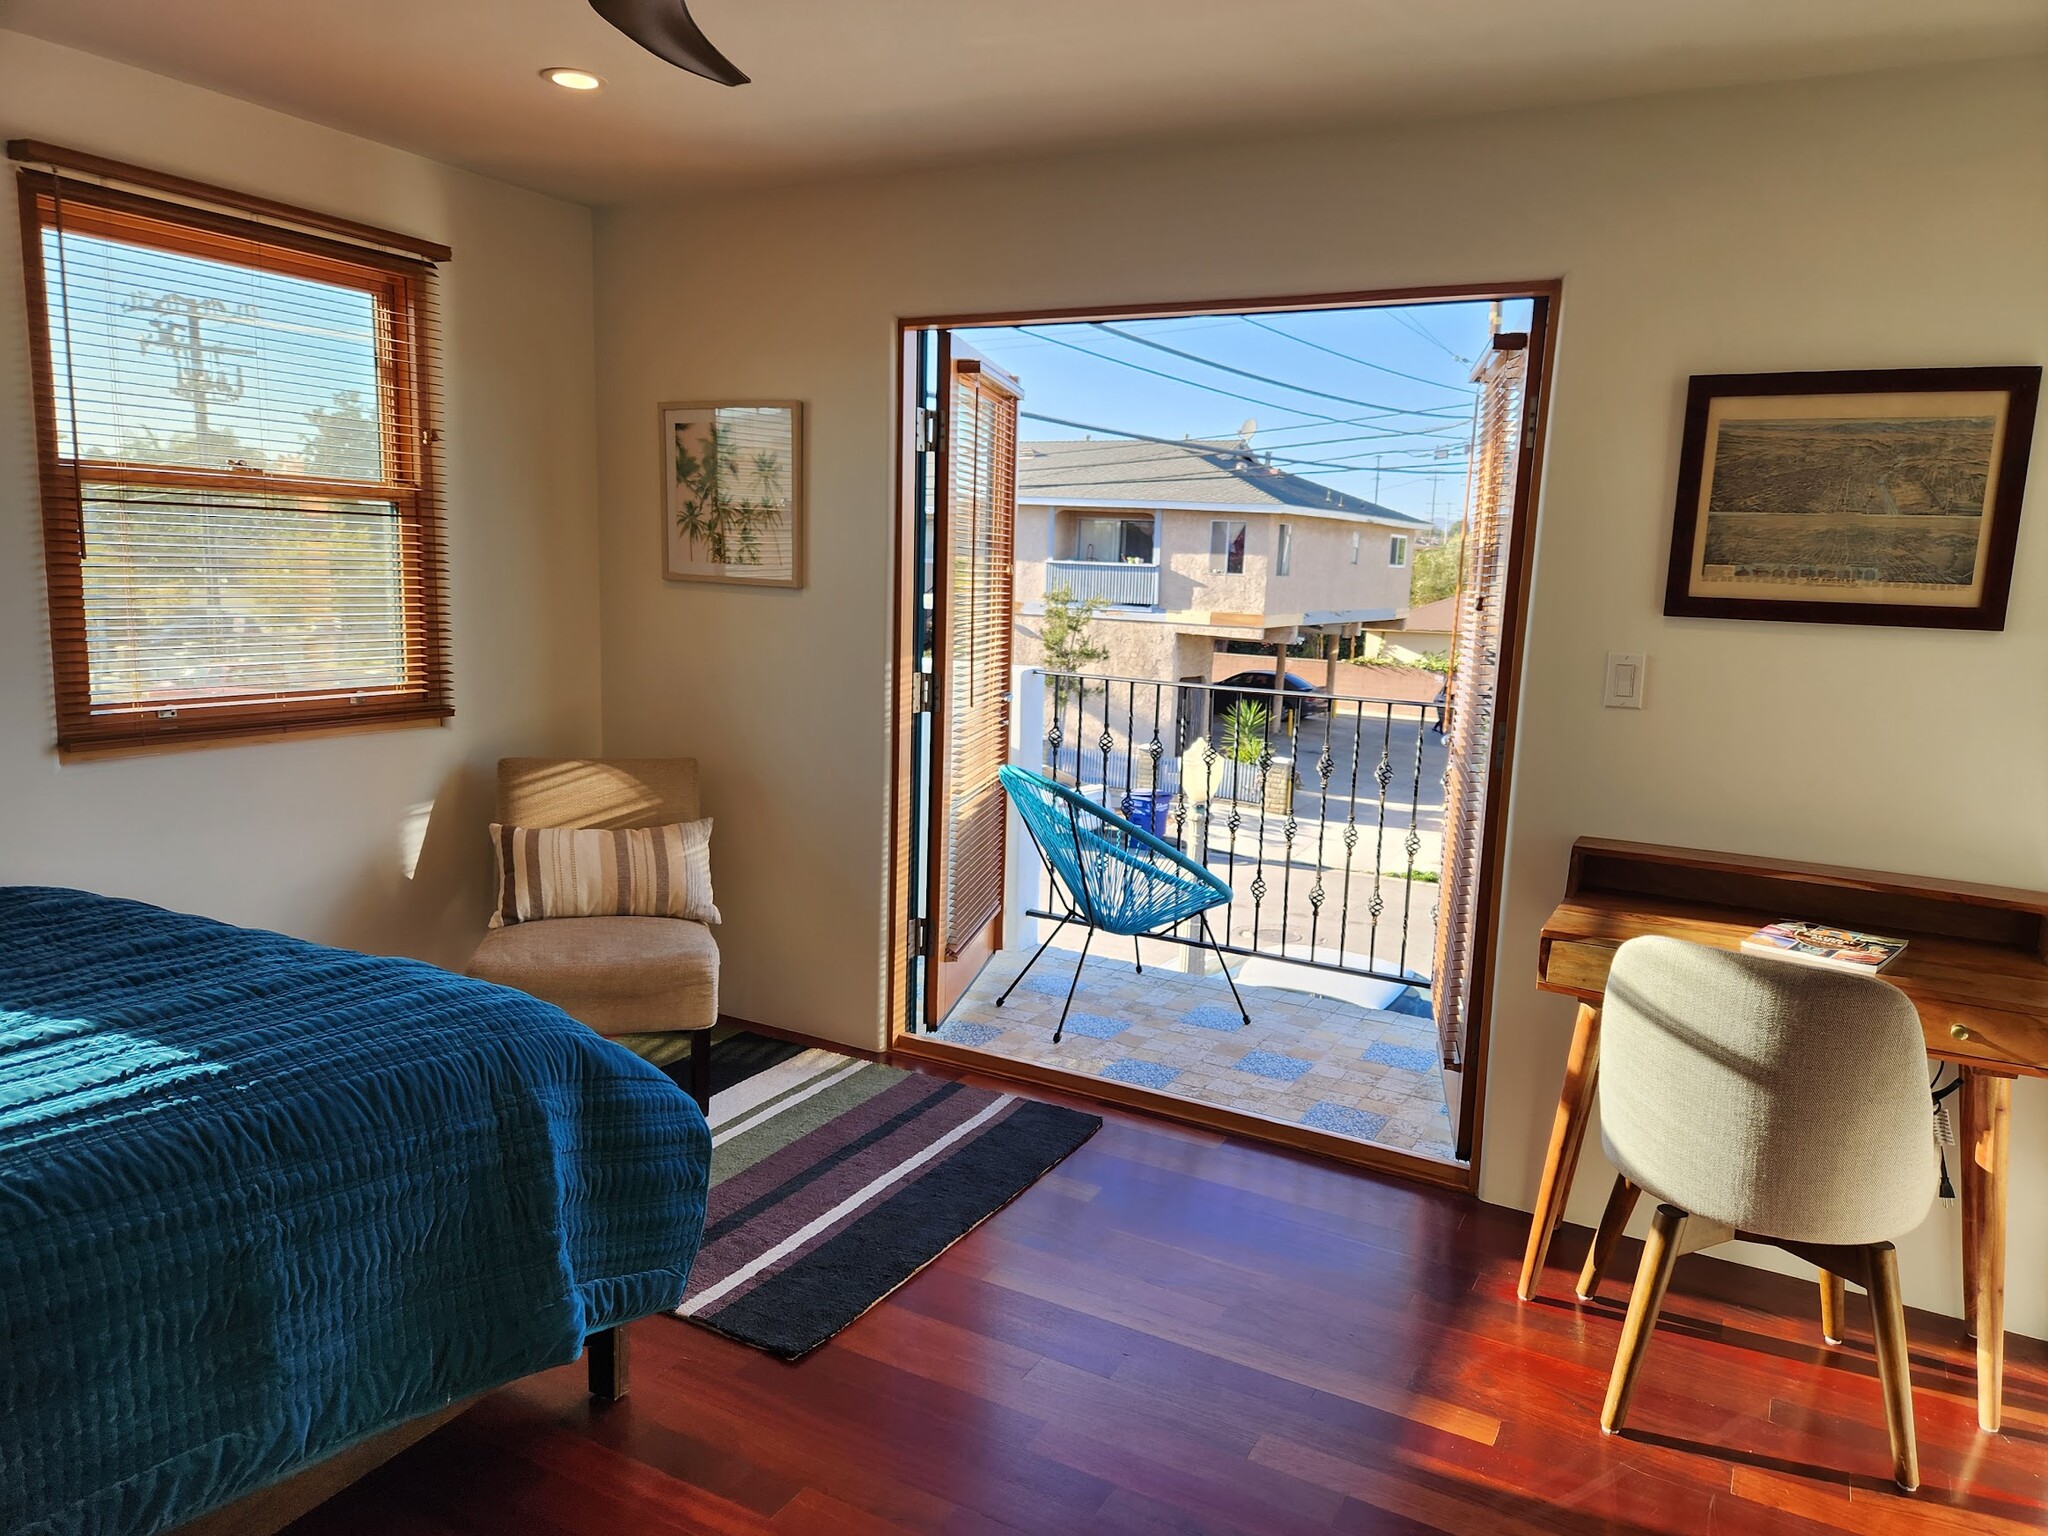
[1017,326,1462,432]
[1090,323,1470,418]
[1017,412,1468,480]
[1022,465,1465,497]
[1240,316,1475,396]
[1391,309,1467,362]
[1018,422,1469,477]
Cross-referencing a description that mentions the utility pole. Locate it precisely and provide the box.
[129,292,254,461]
[128,292,256,611]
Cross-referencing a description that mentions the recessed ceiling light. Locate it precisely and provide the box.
[541,68,605,91]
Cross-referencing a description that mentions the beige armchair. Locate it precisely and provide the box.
[466,757,719,1109]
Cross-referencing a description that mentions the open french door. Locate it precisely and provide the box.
[919,337,1024,1026]
[1429,299,1552,1160]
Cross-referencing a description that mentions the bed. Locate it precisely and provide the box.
[0,886,712,1536]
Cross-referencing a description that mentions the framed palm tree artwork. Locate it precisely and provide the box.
[660,400,804,587]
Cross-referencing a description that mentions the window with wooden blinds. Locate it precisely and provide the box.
[938,362,1019,959]
[1431,338,1527,1070]
[13,147,450,752]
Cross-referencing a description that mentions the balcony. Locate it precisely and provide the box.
[1044,559,1158,608]
[926,667,1457,1162]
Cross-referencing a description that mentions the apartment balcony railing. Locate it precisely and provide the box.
[1044,559,1158,608]
[1006,668,1447,990]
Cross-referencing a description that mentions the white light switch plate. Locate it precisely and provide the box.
[1603,652,1647,709]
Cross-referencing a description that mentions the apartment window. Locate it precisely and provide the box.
[1073,515,1153,564]
[1349,531,1361,564]
[1389,535,1410,568]
[1276,522,1293,577]
[18,157,449,752]
[1209,519,1246,574]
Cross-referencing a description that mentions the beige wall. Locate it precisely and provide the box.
[0,33,603,968]
[594,54,2048,1331]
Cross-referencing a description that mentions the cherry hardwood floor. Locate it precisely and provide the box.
[285,1071,2048,1536]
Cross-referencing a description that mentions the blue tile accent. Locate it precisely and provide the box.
[1232,1049,1315,1082]
[1301,1102,1391,1139]
[1180,1005,1247,1032]
[1363,1041,1438,1073]
[1020,960,1131,997]
[1385,986,1434,1019]
[1101,1059,1180,1089]
[1058,1012,1128,1040]
[935,1020,1003,1048]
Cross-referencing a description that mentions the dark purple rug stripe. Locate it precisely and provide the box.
[686,1084,1003,1295]
[693,1096,1031,1310]
[703,1073,959,1235]
[690,1099,1102,1359]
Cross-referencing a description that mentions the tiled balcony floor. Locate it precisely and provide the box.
[934,942,1457,1162]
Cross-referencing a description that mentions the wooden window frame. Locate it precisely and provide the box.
[16,167,450,754]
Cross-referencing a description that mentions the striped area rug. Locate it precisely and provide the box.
[668,1034,1101,1359]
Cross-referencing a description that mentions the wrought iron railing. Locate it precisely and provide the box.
[1018,668,1445,987]
[1044,560,1159,608]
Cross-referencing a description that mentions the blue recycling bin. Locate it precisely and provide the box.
[1120,790,1172,837]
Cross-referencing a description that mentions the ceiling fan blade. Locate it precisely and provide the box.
[588,0,750,86]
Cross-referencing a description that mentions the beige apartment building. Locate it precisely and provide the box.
[1012,438,1424,683]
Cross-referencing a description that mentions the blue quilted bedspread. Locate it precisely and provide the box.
[0,887,711,1536]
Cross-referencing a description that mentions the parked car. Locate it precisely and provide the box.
[1211,670,1329,716]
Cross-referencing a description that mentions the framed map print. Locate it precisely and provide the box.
[1664,367,2038,629]
[660,400,804,588]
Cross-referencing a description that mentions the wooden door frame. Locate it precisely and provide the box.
[884,278,1564,1193]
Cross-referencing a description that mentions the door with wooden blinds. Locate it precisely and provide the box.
[925,345,1022,1023]
[1431,331,1529,1152]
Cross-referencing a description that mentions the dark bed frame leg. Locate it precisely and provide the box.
[689,1029,713,1114]
[587,1326,630,1401]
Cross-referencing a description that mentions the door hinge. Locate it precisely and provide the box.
[910,916,931,957]
[916,407,943,453]
[913,670,935,713]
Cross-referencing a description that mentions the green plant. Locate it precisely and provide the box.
[1348,648,1452,675]
[1041,583,1109,674]
[1409,529,1463,606]
[673,422,784,565]
[1219,698,1269,765]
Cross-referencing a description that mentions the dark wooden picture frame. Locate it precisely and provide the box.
[1664,366,2040,630]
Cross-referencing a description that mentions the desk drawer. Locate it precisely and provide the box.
[1915,997,2046,1076]
[1542,939,1618,997]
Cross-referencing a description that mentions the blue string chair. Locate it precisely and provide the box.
[996,765,1249,1043]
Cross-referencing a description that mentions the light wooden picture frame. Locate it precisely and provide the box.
[660,399,805,588]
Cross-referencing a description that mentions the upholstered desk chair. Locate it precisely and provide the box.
[466,758,718,1110]
[1581,936,1936,1490]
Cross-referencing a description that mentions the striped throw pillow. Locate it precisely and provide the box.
[489,820,719,928]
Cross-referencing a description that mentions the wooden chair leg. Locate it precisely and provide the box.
[1519,1002,1602,1301]
[1864,1245,1919,1492]
[1576,1176,1640,1301]
[1818,1268,1847,1346]
[1601,1203,1687,1435]
[588,1326,630,1401]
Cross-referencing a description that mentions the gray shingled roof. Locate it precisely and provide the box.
[1016,438,1426,526]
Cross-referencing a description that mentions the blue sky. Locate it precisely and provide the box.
[959,298,1530,533]
[46,229,380,465]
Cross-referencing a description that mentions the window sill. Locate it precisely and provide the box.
[57,706,451,762]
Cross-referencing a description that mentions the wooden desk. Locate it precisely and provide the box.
[1521,838,2047,1433]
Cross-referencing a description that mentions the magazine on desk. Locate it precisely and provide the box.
[1741,920,1908,974]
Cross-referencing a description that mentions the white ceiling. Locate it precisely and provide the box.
[7,0,2048,204]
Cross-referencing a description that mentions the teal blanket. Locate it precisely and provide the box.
[0,887,710,1536]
